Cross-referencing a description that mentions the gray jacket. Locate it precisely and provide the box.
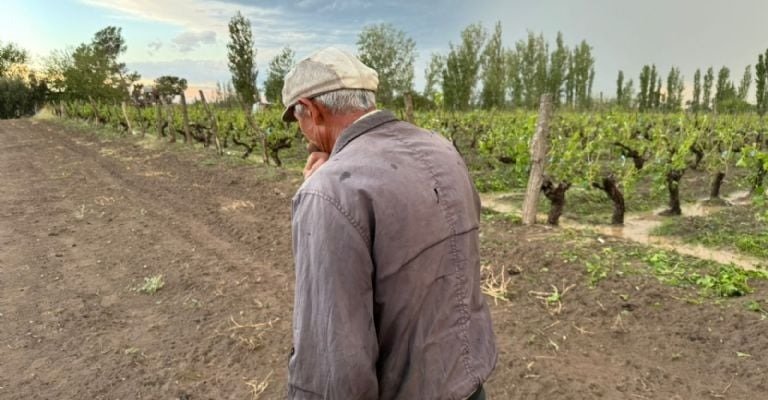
[289,111,497,400]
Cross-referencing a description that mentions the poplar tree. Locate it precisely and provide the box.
[737,65,752,102]
[703,67,714,111]
[692,69,702,112]
[505,49,523,107]
[616,70,624,106]
[638,65,651,111]
[263,47,295,105]
[480,22,506,109]
[423,53,444,102]
[757,52,768,115]
[227,11,258,109]
[443,23,486,110]
[548,32,568,106]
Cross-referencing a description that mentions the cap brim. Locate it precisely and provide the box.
[281,104,296,122]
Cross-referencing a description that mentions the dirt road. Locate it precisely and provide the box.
[1,118,298,399]
[1,118,766,399]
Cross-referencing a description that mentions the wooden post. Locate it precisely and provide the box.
[166,98,176,143]
[121,101,133,135]
[404,91,415,124]
[180,92,192,144]
[521,94,553,225]
[155,95,164,137]
[198,90,223,156]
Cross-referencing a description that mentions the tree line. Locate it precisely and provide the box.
[2,15,768,119]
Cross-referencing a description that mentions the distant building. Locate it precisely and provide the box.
[252,94,273,114]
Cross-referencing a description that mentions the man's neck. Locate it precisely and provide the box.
[325,108,377,150]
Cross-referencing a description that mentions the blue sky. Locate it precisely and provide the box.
[2,0,768,100]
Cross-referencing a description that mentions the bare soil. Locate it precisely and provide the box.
[1,118,766,399]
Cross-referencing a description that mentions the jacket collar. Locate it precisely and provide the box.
[330,110,398,156]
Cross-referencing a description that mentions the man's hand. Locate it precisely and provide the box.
[304,151,329,180]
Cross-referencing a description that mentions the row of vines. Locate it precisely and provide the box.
[51,100,768,226]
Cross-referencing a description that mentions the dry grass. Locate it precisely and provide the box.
[481,264,512,305]
[244,370,273,399]
[218,316,279,351]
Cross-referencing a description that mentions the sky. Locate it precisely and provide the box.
[2,0,768,101]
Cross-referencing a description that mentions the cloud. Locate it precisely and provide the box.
[147,40,163,55]
[79,0,280,34]
[172,31,216,52]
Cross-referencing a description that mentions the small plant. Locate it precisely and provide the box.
[745,300,767,314]
[529,281,575,315]
[137,274,165,294]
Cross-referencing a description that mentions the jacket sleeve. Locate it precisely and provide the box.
[288,191,378,399]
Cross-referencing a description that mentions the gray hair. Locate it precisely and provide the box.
[294,89,376,117]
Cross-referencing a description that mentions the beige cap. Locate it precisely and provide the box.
[281,47,378,122]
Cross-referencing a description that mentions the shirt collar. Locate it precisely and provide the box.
[331,110,398,156]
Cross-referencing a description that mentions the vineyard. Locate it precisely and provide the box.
[53,99,768,225]
[2,105,768,398]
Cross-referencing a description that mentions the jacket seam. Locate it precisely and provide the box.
[390,125,479,385]
[295,190,371,249]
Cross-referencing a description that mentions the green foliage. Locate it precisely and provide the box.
[60,26,139,102]
[756,50,768,115]
[0,41,28,77]
[154,75,188,102]
[263,47,295,105]
[691,69,702,112]
[693,266,764,297]
[227,11,258,109]
[702,67,715,111]
[357,23,416,106]
[665,67,684,112]
[443,23,486,110]
[0,77,46,118]
[480,22,506,109]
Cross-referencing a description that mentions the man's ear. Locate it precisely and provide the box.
[297,98,325,126]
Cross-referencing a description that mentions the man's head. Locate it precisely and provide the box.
[282,47,378,153]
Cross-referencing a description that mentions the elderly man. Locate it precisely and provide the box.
[283,47,496,400]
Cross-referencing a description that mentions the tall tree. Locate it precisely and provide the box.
[423,53,444,102]
[263,47,295,105]
[357,23,416,106]
[0,41,28,77]
[505,49,523,107]
[442,23,486,110]
[564,52,575,107]
[715,66,733,110]
[655,77,663,109]
[648,65,658,109]
[227,11,258,109]
[60,26,138,101]
[665,67,684,112]
[570,40,595,109]
[480,22,506,109]
[737,65,752,101]
[514,32,548,108]
[757,52,768,115]
[692,69,702,112]
[622,78,634,108]
[638,65,651,111]
[616,70,624,106]
[548,32,569,106]
[702,67,714,111]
